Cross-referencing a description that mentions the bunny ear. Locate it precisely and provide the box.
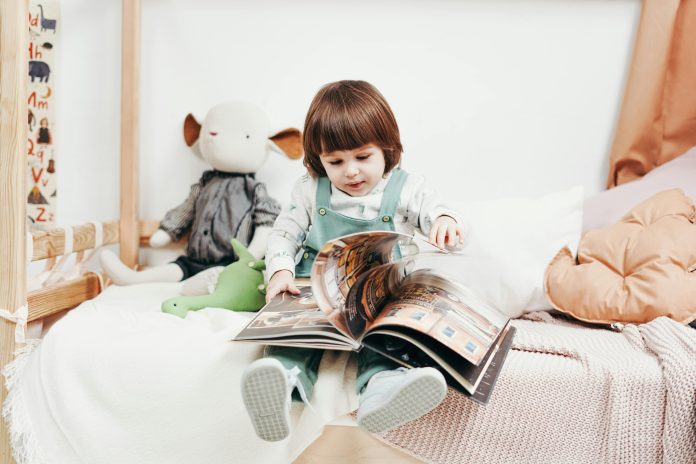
[268,128,303,160]
[183,113,203,157]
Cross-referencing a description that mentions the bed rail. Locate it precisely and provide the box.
[28,275,102,322]
[25,219,184,320]
[0,0,28,462]
[29,219,180,262]
[31,222,120,261]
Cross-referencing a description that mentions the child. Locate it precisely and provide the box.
[241,80,465,441]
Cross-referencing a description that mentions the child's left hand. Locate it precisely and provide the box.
[429,215,465,250]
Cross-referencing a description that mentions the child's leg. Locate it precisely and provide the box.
[241,347,323,442]
[355,348,400,395]
[356,349,447,434]
[266,346,323,401]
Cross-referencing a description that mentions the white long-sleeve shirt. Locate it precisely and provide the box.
[265,170,463,278]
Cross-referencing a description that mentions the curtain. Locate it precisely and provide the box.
[607,0,696,188]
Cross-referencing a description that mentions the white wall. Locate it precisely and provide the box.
[53,0,640,264]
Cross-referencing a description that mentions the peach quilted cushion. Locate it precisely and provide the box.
[545,189,696,324]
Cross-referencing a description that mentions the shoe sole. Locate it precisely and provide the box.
[241,359,290,442]
[357,372,447,434]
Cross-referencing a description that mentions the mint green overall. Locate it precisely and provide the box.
[268,169,408,401]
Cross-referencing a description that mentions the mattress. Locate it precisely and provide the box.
[5,284,695,464]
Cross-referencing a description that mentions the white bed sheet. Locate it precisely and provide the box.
[6,283,359,464]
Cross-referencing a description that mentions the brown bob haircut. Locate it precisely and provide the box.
[303,80,403,177]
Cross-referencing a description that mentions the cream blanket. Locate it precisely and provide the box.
[376,314,696,464]
[3,283,359,464]
[6,285,695,463]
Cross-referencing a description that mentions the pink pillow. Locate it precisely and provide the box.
[583,147,696,232]
[549,189,696,325]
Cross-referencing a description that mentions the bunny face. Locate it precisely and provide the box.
[184,101,303,174]
[197,101,272,173]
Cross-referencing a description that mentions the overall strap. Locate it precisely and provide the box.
[315,176,332,211]
[378,168,408,219]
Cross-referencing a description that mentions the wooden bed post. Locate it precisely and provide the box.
[0,0,28,462]
[120,0,141,268]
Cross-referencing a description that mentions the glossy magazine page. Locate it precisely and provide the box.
[234,287,357,349]
[310,231,419,339]
[367,270,508,366]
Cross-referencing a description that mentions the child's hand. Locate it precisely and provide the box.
[428,215,465,250]
[265,269,300,303]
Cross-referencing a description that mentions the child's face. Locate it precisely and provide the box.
[320,144,386,197]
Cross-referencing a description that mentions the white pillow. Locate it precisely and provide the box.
[414,186,584,318]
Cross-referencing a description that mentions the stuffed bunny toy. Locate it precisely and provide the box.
[101,101,302,286]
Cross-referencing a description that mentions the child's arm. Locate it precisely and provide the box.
[265,175,314,282]
[402,175,466,249]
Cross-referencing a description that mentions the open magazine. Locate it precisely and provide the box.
[234,231,516,404]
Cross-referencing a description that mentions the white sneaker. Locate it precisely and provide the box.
[241,358,293,442]
[357,367,447,434]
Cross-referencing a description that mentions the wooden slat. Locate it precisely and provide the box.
[294,425,423,463]
[29,219,183,262]
[27,274,101,322]
[0,1,28,462]
[26,220,182,319]
[120,0,141,268]
[31,221,119,261]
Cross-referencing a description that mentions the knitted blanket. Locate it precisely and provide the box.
[375,314,696,464]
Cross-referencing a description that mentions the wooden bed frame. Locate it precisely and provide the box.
[0,1,420,462]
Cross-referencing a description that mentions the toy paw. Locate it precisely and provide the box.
[248,260,266,271]
[149,229,172,248]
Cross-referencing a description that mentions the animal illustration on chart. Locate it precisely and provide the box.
[37,4,57,33]
[29,60,50,83]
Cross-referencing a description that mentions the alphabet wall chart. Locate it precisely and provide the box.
[27,1,59,227]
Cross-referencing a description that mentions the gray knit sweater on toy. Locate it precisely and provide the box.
[159,171,280,264]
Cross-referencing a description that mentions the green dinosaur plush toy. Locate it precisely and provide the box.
[161,239,266,318]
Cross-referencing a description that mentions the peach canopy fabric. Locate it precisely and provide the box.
[607,0,696,188]
[545,189,696,325]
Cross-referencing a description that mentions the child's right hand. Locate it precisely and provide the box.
[265,269,300,303]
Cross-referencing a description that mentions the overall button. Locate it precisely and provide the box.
[303,252,310,259]
[382,215,391,222]
[318,208,327,216]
